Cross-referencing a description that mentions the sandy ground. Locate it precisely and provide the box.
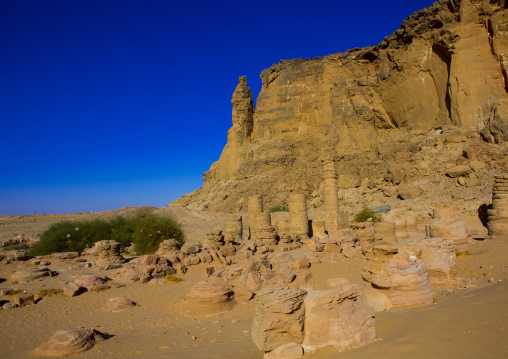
[0,206,508,358]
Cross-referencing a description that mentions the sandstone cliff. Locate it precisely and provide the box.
[170,0,508,214]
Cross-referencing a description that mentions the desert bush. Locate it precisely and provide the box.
[28,212,184,256]
[2,243,29,251]
[268,205,289,213]
[125,213,184,255]
[455,250,473,257]
[165,274,184,283]
[354,206,382,222]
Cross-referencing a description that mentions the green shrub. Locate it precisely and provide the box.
[28,212,184,256]
[268,205,289,213]
[165,275,184,283]
[2,243,29,251]
[126,214,184,255]
[455,250,473,257]
[354,206,383,223]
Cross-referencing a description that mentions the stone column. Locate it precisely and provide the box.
[488,174,508,236]
[288,193,309,239]
[248,196,263,239]
[322,157,340,213]
[225,214,243,243]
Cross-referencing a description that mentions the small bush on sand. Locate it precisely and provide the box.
[28,212,184,256]
[2,243,29,251]
[455,250,473,257]
[354,206,383,222]
[165,275,184,283]
[268,205,289,213]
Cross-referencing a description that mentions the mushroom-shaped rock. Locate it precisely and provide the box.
[183,280,235,316]
[36,327,105,356]
[104,297,136,313]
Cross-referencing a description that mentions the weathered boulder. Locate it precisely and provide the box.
[183,280,235,316]
[303,281,376,350]
[251,287,307,352]
[11,267,51,283]
[446,165,471,178]
[104,297,136,313]
[0,250,28,262]
[36,327,105,356]
[73,275,109,291]
[14,293,35,307]
[362,245,433,312]
[397,185,423,200]
[63,282,84,297]
[108,268,141,283]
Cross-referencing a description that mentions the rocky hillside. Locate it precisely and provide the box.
[170,0,508,215]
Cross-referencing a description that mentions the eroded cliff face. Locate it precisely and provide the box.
[171,0,508,213]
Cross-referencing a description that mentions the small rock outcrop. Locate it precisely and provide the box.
[36,327,105,356]
[73,275,110,291]
[182,280,236,316]
[11,267,51,283]
[104,297,136,313]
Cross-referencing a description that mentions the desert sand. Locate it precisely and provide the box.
[0,206,507,359]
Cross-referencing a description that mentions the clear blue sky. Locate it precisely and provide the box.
[0,0,435,215]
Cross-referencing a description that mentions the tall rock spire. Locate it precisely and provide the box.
[231,76,254,145]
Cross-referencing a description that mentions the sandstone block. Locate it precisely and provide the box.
[63,282,84,297]
[446,165,471,178]
[73,275,109,291]
[11,267,51,283]
[303,284,376,349]
[398,186,423,200]
[0,250,28,262]
[251,287,307,352]
[14,293,35,307]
